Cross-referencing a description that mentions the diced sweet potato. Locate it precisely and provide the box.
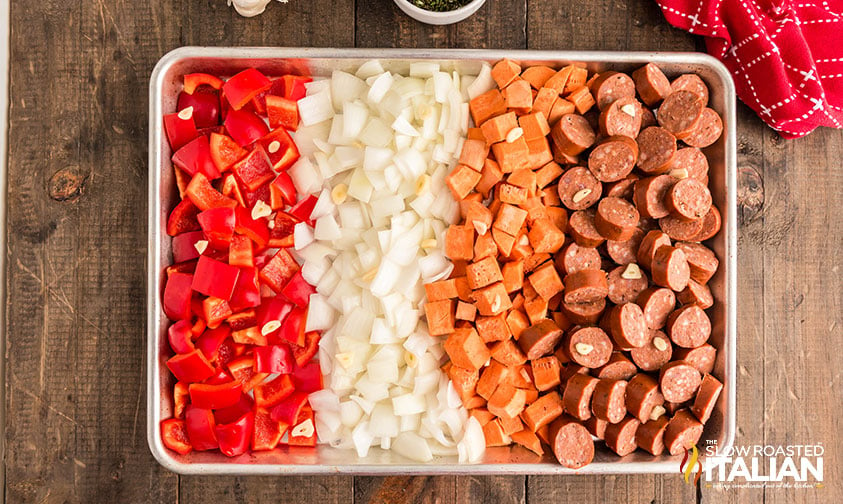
[473,232,497,260]
[501,260,525,294]
[446,164,482,200]
[548,98,575,124]
[563,66,588,94]
[487,383,527,419]
[466,255,504,290]
[541,185,562,207]
[504,79,533,112]
[476,158,504,197]
[482,418,511,447]
[447,364,479,402]
[523,295,549,325]
[521,391,564,431]
[463,395,486,409]
[424,299,456,336]
[475,313,511,343]
[480,111,519,144]
[491,136,530,173]
[458,138,490,171]
[444,327,491,371]
[507,168,537,193]
[511,292,525,311]
[536,424,551,445]
[454,276,472,302]
[469,89,507,127]
[521,66,556,89]
[499,183,529,205]
[491,59,522,88]
[524,253,551,273]
[510,231,534,260]
[466,127,485,142]
[546,206,568,231]
[532,87,558,118]
[523,386,540,404]
[510,364,534,388]
[506,309,530,340]
[511,429,544,455]
[477,360,509,400]
[470,407,495,426]
[451,260,467,278]
[526,137,553,169]
[531,355,562,391]
[455,300,477,322]
[528,217,566,254]
[424,278,458,301]
[499,414,525,436]
[472,282,512,316]
[493,203,528,236]
[567,86,595,114]
[518,112,551,141]
[528,262,564,301]
[492,228,516,257]
[444,224,475,261]
[461,199,493,232]
[490,338,527,366]
[535,161,563,189]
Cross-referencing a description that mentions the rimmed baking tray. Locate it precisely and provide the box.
[148,47,737,475]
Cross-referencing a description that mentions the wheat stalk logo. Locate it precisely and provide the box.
[680,444,702,486]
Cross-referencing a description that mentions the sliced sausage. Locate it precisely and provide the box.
[633,175,676,219]
[664,409,704,455]
[659,214,704,241]
[670,74,709,104]
[691,373,723,424]
[651,245,690,292]
[592,379,628,423]
[626,373,665,423]
[565,326,613,369]
[557,166,602,210]
[636,287,676,329]
[640,107,657,129]
[666,178,712,221]
[630,329,672,371]
[588,136,638,182]
[561,298,606,326]
[563,269,608,304]
[609,302,648,348]
[657,90,704,137]
[677,279,714,309]
[675,242,719,284]
[604,173,640,200]
[556,242,602,275]
[674,344,716,375]
[607,265,649,305]
[606,227,645,265]
[667,305,711,348]
[659,360,702,403]
[584,416,608,439]
[665,400,692,415]
[599,96,643,138]
[636,127,677,174]
[636,230,672,271]
[604,415,640,456]
[589,71,636,110]
[689,205,721,242]
[551,114,597,156]
[562,373,600,420]
[632,63,672,106]
[595,197,640,241]
[594,352,637,380]
[549,415,595,469]
[568,209,605,247]
[635,415,670,455]
[680,107,723,148]
[560,363,589,387]
[669,147,709,183]
[518,318,565,360]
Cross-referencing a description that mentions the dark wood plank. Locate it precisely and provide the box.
[180,476,353,503]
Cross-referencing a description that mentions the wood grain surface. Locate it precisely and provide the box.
[5,0,841,503]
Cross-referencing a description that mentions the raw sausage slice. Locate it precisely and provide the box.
[675,242,719,284]
[663,409,704,455]
[591,379,628,423]
[562,373,600,420]
[599,96,643,138]
[560,363,589,387]
[659,214,704,241]
[551,114,597,156]
[636,230,672,271]
[636,127,677,174]
[689,205,721,242]
[630,330,672,371]
[674,344,716,374]
[568,209,605,247]
[633,175,676,219]
[589,71,636,110]
[518,318,565,360]
[680,107,722,148]
[584,416,608,439]
[667,305,711,348]
[657,90,704,137]
[594,352,637,380]
[606,227,645,265]
[651,245,691,292]
[565,326,613,369]
[670,74,709,104]
[659,360,701,403]
[557,166,602,210]
[563,269,609,304]
[549,415,595,469]
[691,373,723,424]
[636,287,676,329]
[666,178,712,221]
[677,279,714,309]
[556,242,601,275]
[595,197,640,241]
[669,147,709,183]
[626,373,665,423]
[609,302,648,348]
[588,136,638,182]
[632,63,672,106]
[607,265,649,305]
[635,415,669,455]
[561,298,606,326]
[640,107,657,129]
[604,173,640,200]
[604,416,640,456]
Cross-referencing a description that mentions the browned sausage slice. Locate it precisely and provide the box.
[636,287,676,329]
[689,205,721,242]
[626,373,665,423]
[636,230,672,271]
[659,360,702,403]
[635,415,670,455]
[560,362,588,387]
[633,175,676,219]
[591,379,628,424]
[584,416,608,439]
[640,107,657,129]
[604,173,640,200]
[669,147,709,182]
[607,227,645,266]
[599,96,643,138]
[518,318,565,360]
[562,373,600,420]
[588,136,638,183]
[680,107,723,148]
[631,329,673,371]
[670,74,709,104]
[556,242,601,275]
[664,409,704,455]
[568,209,605,247]
[604,415,640,456]
[651,245,691,292]
[691,373,723,424]
[677,279,714,309]
[557,166,602,210]
[658,90,705,137]
[632,63,672,106]
[595,197,640,241]
[594,352,637,380]
[563,269,608,304]
[667,305,711,348]
[565,326,613,368]
[607,265,649,305]
[549,415,595,468]
[659,214,704,241]
[551,114,597,156]
[666,178,712,221]
[675,242,719,284]
[561,298,606,326]
[589,71,636,110]
[636,126,677,174]
[609,302,649,348]
[674,344,716,375]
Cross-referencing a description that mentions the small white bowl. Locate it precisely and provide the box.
[393,0,487,25]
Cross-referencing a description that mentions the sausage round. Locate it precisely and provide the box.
[584,416,608,439]
[677,279,714,309]
[663,409,704,455]
[673,344,717,375]
[599,96,643,138]
[563,269,609,304]
[691,373,723,424]
[607,265,649,305]
[551,114,597,156]
[568,209,606,247]
[636,126,677,174]
[636,287,677,329]
[561,298,607,326]
[606,227,645,265]
[632,63,672,106]
[636,230,672,271]
[680,107,723,148]
[604,416,640,456]
[659,360,702,403]
[635,415,670,456]
[556,242,602,275]
[557,166,602,210]
[560,363,589,387]
[669,147,709,183]
[657,90,705,137]
[625,373,665,423]
[667,305,711,348]
[690,205,721,242]
[651,245,691,292]
[562,373,600,420]
[659,214,704,241]
[640,107,657,129]
[670,74,709,104]
[633,175,676,219]
[565,326,613,368]
[549,415,595,469]
[666,178,712,221]
[604,173,640,200]
[595,197,640,241]
[518,318,565,360]
[609,302,649,348]
[675,242,719,284]
[594,352,637,380]
[592,379,629,423]
[630,329,673,371]
[589,71,636,110]
[588,136,638,182]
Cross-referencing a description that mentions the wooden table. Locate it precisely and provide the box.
[6,0,841,502]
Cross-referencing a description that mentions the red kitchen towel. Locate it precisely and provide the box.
[654,0,843,138]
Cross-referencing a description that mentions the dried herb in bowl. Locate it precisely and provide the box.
[410,0,473,12]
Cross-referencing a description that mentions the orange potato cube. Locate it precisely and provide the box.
[531,355,562,392]
[471,282,512,316]
[490,338,528,367]
[463,395,487,409]
[526,137,554,169]
[424,278,458,301]
[506,309,530,340]
[521,66,556,90]
[469,89,507,127]
[482,418,511,447]
[518,112,551,141]
[501,260,525,294]
[535,161,563,189]
[444,327,490,371]
[477,360,510,400]
[567,86,595,114]
[458,138,490,171]
[511,429,544,455]
[494,203,528,236]
[521,391,564,431]
[471,407,496,426]
[475,312,511,343]
[499,183,529,205]
[510,231,534,260]
[548,98,575,125]
[528,262,564,301]
[499,414,525,436]
[491,136,530,173]
[466,127,485,142]
[510,364,534,388]
[523,386,540,405]
[453,276,472,302]
[563,66,588,94]
[541,185,562,207]
[492,227,516,257]
[532,87,558,118]
[507,168,537,192]
[492,59,522,88]
[466,255,504,290]
[487,383,527,419]
[475,158,504,197]
[524,253,551,273]
[455,300,477,322]
[473,232,498,261]
[504,79,533,112]
[528,217,566,254]
[444,224,475,261]
[424,299,456,336]
[480,111,519,144]
[461,199,493,231]
[545,66,574,94]
[546,206,568,231]
[446,164,482,200]
[523,295,549,325]
[447,364,479,402]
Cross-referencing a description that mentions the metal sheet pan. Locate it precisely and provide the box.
[148,47,737,475]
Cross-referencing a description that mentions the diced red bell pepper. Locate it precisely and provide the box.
[280,270,316,308]
[215,337,244,369]
[231,326,267,346]
[292,331,321,369]
[214,393,255,425]
[254,374,294,409]
[232,146,274,192]
[166,259,198,278]
[228,267,262,313]
[221,173,247,208]
[271,172,297,207]
[202,297,233,329]
[189,381,243,410]
[178,88,221,129]
[183,73,224,95]
[268,212,298,248]
[167,198,201,237]
[168,320,195,354]
[259,249,300,293]
[174,165,191,199]
[256,127,300,172]
[167,349,215,383]
[270,391,308,425]
[198,207,236,249]
[223,68,272,111]
[161,418,193,455]
[225,108,269,147]
[233,206,270,249]
[292,361,322,393]
[288,406,317,447]
[256,296,293,341]
[288,194,318,225]
[251,78,287,115]
[214,410,255,457]
[203,366,233,385]
[173,381,190,419]
[191,319,207,337]
[185,405,218,451]
[281,74,312,101]
[186,173,238,211]
[164,111,199,151]
[252,408,288,451]
[253,345,294,374]
[227,309,257,332]
[195,325,232,362]
[192,255,240,300]
[241,182,272,210]
[209,132,248,172]
[163,272,194,321]
[266,95,299,130]
[226,355,269,393]
[279,306,307,346]
[228,234,254,268]
[171,230,205,263]
[172,135,221,180]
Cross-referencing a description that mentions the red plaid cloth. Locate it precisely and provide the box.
[655,0,843,138]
